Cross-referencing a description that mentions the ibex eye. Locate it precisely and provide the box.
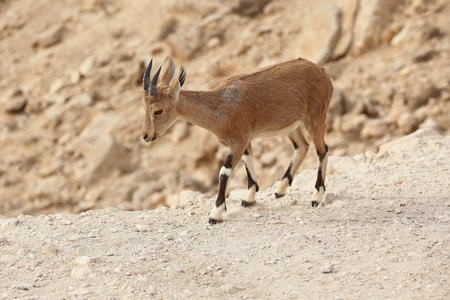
[154,109,163,115]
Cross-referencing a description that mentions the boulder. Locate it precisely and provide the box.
[379,128,442,153]
[231,0,272,17]
[350,0,400,56]
[1,88,27,114]
[397,112,419,134]
[33,24,65,48]
[27,175,66,200]
[360,119,388,139]
[391,19,438,46]
[287,1,341,65]
[73,113,136,184]
[330,0,359,59]
[168,25,203,60]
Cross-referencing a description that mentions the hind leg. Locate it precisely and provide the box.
[275,127,310,198]
[241,142,259,207]
[308,126,329,207]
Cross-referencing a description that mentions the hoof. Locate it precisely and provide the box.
[311,201,319,207]
[274,193,285,199]
[208,218,222,224]
[241,201,255,207]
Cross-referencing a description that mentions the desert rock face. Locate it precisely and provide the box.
[0,0,449,217]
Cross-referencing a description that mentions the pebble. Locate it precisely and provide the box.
[332,200,349,208]
[71,266,91,279]
[321,263,335,273]
[4,95,27,114]
[74,256,90,266]
[68,234,82,242]
[166,265,183,274]
[164,234,174,240]
[136,224,151,232]
[373,241,385,248]
[221,284,240,294]
[261,152,277,167]
[0,236,8,244]
[148,285,156,295]
[324,192,337,203]
[68,287,89,295]
[41,245,59,255]
[61,219,72,225]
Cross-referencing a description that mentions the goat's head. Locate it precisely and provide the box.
[141,56,186,143]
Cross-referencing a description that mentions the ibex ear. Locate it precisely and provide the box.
[159,56,175,86]
[169,68,181,103]
[179,65,186,87]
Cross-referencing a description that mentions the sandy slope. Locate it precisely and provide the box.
[0,129,449,299]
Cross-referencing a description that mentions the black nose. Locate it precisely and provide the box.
[143,134,148,140]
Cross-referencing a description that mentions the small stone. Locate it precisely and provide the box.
[41,245,59,255]
[69,70,81,84]
[4,95,27,114]
[231,0,272,17]
[324,192,337,204]
[332,200,349,208]
[221,284,240,294]
[136,224,151,232]
[148,285,156,295]
[261,152,276,167]
[321,263,335,273]
[0,236,8,244]
[397,112,419,134]
[68,287,89,295]
[373,241,384,248]
[79,56,96,77]
[49,79,65,94]
[33,24,65,48]
[69,93,93,107]
[61,219,72,225]
[74,256,90,266]
[166,265,183,274]
[71,266,91,279]
[164,234,174,241]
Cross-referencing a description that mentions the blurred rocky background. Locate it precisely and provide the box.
[0,0,448,216]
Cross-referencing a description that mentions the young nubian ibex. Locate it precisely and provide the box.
[141,56,333,224]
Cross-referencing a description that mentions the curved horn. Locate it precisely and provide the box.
[150,66,162,96]
[143,59,153,91]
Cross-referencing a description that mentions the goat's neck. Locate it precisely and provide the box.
[176,90,225,134]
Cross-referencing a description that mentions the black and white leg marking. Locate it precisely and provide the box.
[311,144,328,207]
[209,154,233,224]
[275,129,309,198]
[241,146,259,207]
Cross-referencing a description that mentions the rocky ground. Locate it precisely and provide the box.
[0,129,449,299]
[0,0,449,216]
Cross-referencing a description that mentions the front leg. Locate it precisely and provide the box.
[241,143,259,207]
[209,145,246,224]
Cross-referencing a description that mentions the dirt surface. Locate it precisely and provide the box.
[0,129,449,299]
